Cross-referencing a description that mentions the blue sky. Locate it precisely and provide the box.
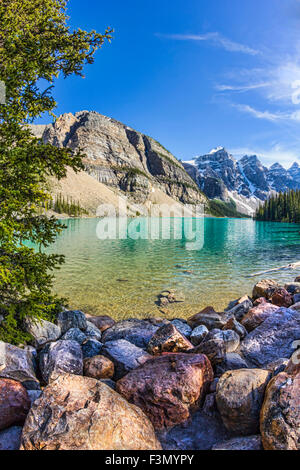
[36,0,300,168]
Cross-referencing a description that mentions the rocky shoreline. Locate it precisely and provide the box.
[0,277,299,450]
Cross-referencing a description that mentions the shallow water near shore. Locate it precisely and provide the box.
[40,217,300,319]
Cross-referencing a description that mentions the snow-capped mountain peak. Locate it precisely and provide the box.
[183,148,300,216]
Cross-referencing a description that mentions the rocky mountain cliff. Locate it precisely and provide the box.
[183,147,300,215]
[32,111,206,213]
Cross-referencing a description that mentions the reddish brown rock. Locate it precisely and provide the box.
[20,374,161,450]
[0,379,30,431]
[187,307,226,330]
[253,297,268,307]
[252,279,280,300]
[271,287,293,308]
[284,353,300,376]
[147,323,193,355]
[85,315,115,332]
[241,303,279,332]
[116,353,213,430]
[83,355,114,380]
[260,371,300,450]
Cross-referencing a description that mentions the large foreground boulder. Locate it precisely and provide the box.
[39,340,83,384]
[0,378,30,431]
[216,369,271,435]
[101,319,166,349]
[240,308,300,367]
[147,323,193,355]
[116,353,213,430]
[20,374,161,450]
[101,340,151,380]
[0,342,38,388]
[260,369,300,450]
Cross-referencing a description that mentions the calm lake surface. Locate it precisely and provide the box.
[43,217,300,320]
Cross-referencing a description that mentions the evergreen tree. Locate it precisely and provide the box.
[0,0,112,343]
[255,190,300,224]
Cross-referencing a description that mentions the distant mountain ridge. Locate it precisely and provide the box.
[183,147,300,215]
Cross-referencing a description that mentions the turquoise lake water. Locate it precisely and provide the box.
[44,217,300,320]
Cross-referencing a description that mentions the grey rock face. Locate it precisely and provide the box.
[24,318,61,348]
[190,325,209,346]
[0,426,23,451]
[0,342,38,386]
[82,339,103,359]
[101,339,151,380]
[170,319,192,338]
[57,310,87,334]
[27,390,42,405]
[85,321,102,341]
[240,308,300,367]
[39,340,83,383]
[62,327,87,345]
[39,111,205,207]
[226,298,253,321]
[215,353,249,377]
[101,319,165,349]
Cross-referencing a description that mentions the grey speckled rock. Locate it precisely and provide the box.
[226,298,253,321]
[171,319,192,338]
[82,339,103,359]
[212,435,263,450]
[57,310,87,334]
[0,426,22,450]
[27,390,42,405]
[190,325,209,346]
[215,353,249,377]
[101,319,165,349]
[102,339,151,380]
[62,328,87,345]
[24,318,61,348]
[240,308,300,367]
[85,321,102,341]
[39,340,83,383]
[0,342,38,386]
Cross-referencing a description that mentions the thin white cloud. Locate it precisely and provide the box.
[233,104,286,121]
[155,32,260,55]
[216,82,271,93]
[232,103,300,122]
